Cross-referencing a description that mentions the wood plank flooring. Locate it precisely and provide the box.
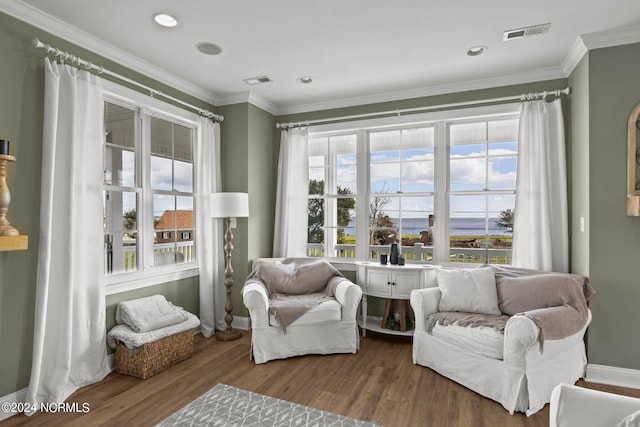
[3,330,640,427]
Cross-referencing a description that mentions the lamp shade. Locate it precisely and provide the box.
[210,192,249,218]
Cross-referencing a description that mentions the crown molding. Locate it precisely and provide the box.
[275,66,566,116]
[581,25,640,50]
[0,0,220,106]
[217,91,278,115]
[562,36,589,76]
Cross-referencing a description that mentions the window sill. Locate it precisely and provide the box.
[105,265,199,296]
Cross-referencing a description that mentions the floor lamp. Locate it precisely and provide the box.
[210,192,249,341]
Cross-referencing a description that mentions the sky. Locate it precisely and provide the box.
[309,139,518,220]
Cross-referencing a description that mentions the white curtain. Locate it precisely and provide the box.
[195,120,225,336]
[512,99,568,272]
[273,128,309,257]
[26,58,109,411]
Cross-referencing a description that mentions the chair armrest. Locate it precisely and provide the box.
[550,384,640,427]
[410,287,442,332]
[504,308,592,367]
[242,280,270,328]
[334,279,362,321]
[502,314,540,366]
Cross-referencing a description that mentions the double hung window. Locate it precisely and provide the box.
[102,83,201,291]
[307,106,519,265]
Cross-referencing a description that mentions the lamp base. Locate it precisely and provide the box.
[216,328,242,342]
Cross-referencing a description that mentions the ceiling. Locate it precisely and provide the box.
[7,0,640,114]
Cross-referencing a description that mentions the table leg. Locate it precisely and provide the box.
[399,300,407,332]
[381,298,393,329]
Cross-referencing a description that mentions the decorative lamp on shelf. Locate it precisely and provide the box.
[210,192,249,341]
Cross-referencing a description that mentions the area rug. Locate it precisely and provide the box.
[156,383,378,426]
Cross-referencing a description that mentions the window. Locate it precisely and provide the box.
[369,127,435,262]
[308,134,357,258]
[448,119,518,264]
[102,83,201,291]
[307,105,518,265]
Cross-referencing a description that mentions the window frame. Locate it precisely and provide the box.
[307,103,520,266]
[102,80,202,295]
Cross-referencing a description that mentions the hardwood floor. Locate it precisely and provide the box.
[3,331,640,427]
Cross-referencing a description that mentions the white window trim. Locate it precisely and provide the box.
[308,103,520,265]
[102,80,203,295]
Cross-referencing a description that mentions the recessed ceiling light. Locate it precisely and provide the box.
[196,42,223,56]
[466,46,487,57]
[153,13,178,28]
[298,76,313,84]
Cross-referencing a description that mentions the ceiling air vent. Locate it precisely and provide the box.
[503,23,551,41]
[243,75,272,85]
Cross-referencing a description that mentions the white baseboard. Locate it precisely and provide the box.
[0,388,27,421]
[232,316,251,330]
[586,363,640,390]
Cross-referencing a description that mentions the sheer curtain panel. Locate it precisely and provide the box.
[196,119,225,336]
[512,99,568,272]
[26,58,109,412]
[273,128,309,257]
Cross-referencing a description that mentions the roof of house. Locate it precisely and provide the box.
[155,210,193,230]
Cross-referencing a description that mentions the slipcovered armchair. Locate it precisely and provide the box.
[410,266,594,416]
[242,258,362,364]
[550,384,640,427]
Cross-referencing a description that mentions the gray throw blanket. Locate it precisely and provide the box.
[426,312,510,335]
[246,258,344,332]
[427,266,595,352]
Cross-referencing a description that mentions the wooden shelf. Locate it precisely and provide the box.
[359,315,414,337]
[0,235,28,251]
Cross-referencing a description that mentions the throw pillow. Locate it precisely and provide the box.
[436,267,501,315]
[496,273,583,315]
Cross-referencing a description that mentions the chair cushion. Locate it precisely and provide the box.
[269,300,342,327]
[431,322,505,360]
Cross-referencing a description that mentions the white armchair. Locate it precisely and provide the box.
[410,267,593,415]
[550,383,640,427]
[242,258,362,364]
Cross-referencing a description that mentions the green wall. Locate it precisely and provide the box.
[581,43,640,369]
[0,11,213,396]
[276,80,567,124]
[569,55,590,275]
[219,103,278,317]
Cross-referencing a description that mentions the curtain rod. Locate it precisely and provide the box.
[276,87,570,129]
[32,38,224,122]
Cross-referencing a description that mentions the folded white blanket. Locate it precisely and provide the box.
[108,311,200,349]
[115,294,187,333]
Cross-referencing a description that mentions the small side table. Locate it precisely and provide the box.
[355,261,440,337]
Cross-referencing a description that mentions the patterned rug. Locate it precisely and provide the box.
[156,383,378,426]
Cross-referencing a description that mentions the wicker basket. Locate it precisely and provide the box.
[115,329,194,379]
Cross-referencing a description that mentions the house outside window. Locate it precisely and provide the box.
[307,105,518,265]
[102,81,201,292]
